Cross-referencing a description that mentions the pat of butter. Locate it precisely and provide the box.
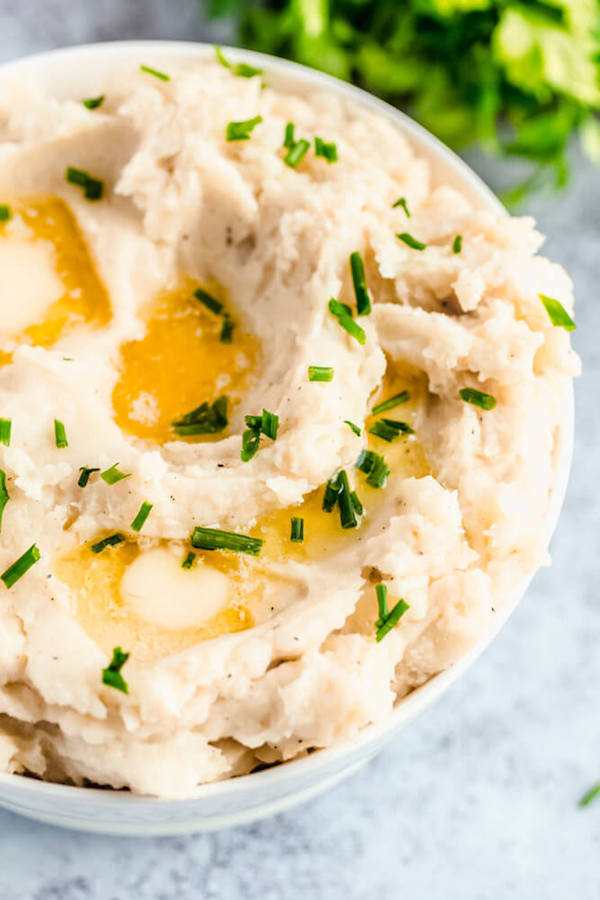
[120,547,230,630]
[0,238,64,334]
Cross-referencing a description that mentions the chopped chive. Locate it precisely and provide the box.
[220,316,234,343]
[0,204,12,222]
[241,426,261,462]
[328,298,353,318]
[140,64,170,81]
[336,469,357,529]
[0,418,11,447]
[396,232,426,251]
[226,116,262,142]
[308,366,334,382]
[53,419,68,449]
[78,466,100,488]
[376,597,409,642]
[1,543,40,589]
[355,449,390,489]
[322,474,341,512]
[130,501,153,533]
[372,391,410,416]
[283,122,295,149]
[392,197,410,216]
[260,409,279,440]
[101,646,129,694]
[90,533,125,554]
[337,315,366,345]
[194,287,223,315]
[368,419,414,442]
[314,136,338,163]
[100,463,131,485]
[350,490,364,515]
[290,516,304,542]
[350,251,372,316]
[579,782,600,808]
[181,551,196,570]
[344,420,361,437]
[65,166,103,201]
[452,234,463,254]
[82,95,104,110]
[172,396,228,437]
[191,526,263,556]
[0,470,9,533]
[284,138,310,168]
[215,46,262,78]
[539,294,576,331]
[459,387,497,411]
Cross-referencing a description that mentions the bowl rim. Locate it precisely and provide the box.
[0,39,574,806]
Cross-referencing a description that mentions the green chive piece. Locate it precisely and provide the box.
[226,116,263,142]
[368,419,414,442]
[194,287,223,315]
[376,596,409,642]
[322,474,341,513]
[181,551,196,570]
[539,294,576,331]
[337,314,366,345]
[260,409,279,440]
[308,366,334,382]
[100,463,131,485]
[65,166,104,201]
[220,316,234,343]
[350,490,364,515]
[290,516,304,542]
[314,137,338,163]
[215,47,262,78]
[78,466,100,488]
[452,234,463,254]
[336,469,357,529]
[355,449,390,489]
[328,299,353,318]
[90,533,126,554]
[392,197,410,217]
[350,251,372,316]
[376,583,389,622]
[172,396,228,437]
[82,95,104,110]
[0,204,12,222]
[54,419,68,449]
[0,418,11,447]
[0,470,9,533]
[1,544,40,589]
[372,391,410,416]
[284,138,310,168]
[283,122,295,149]
[241,427,260,462]
[396,232,427,251]
[140,64,170,82]
[191,526,263,556]
[579,782,600,808]
[101,646,130,694]
[130,501,153,533]
[344,420,361,437]
[459,387,497,411]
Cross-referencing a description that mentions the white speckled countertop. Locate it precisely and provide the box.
[0,2,599,897]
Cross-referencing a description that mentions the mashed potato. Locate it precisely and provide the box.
[0,56,579,797]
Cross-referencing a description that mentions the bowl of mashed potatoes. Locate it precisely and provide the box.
[0,40,577,834]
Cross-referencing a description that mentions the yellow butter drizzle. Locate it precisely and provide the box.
[111,277,258,444]
[0,195,111,362]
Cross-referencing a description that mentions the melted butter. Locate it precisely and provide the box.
[54,539,253,663]
[0,196,111,359]
[111,277,258,444]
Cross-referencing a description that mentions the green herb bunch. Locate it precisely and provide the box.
[206,0,600,199]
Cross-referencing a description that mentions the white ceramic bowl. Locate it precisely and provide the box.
[0,41,574,835]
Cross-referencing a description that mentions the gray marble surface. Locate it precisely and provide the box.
[0,2,599,898]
